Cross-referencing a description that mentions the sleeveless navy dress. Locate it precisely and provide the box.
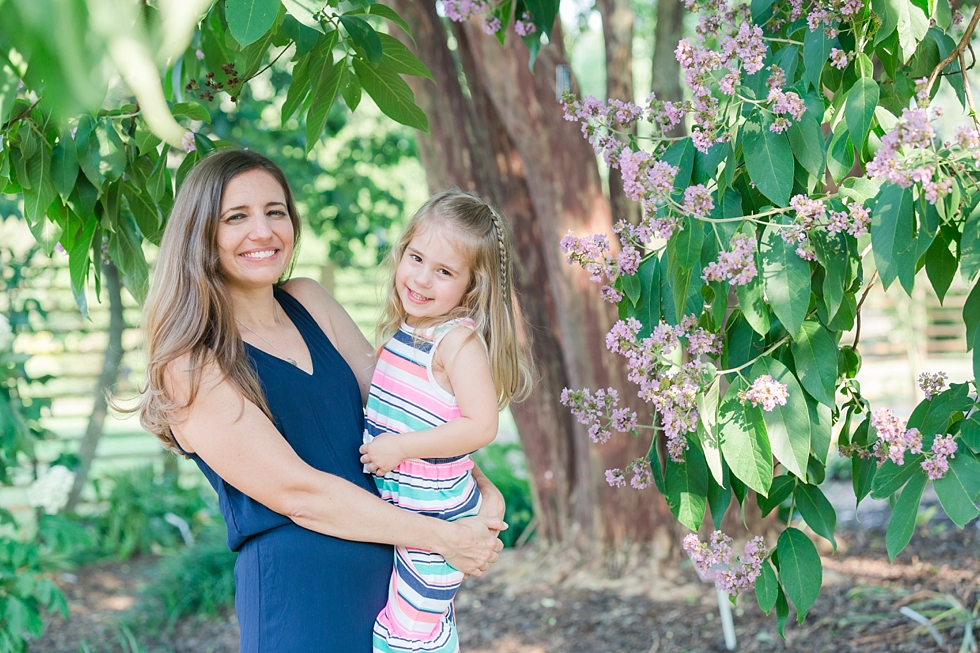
[181,287,392,652]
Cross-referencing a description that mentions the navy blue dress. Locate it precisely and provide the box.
[182,287,392,652]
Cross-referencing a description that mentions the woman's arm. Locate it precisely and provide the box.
[167,356,503,574]
[281,277,375,405]
[359,328,498,475]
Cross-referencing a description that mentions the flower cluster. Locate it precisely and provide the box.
[866,107,956,205]
[766,66,807,134]
[870,408,923,466]
[559,232,613,283]
[28,465,76,515]
[514,12,536,36]
[605,458,654,490]
[603,316,719,461]
[682,184,715,217]
[918,372,948,401]
[741,374,789,411]
[560,386,638,444]
[829,48,851,70]
[684,531,768,595]
[922,434,958,480]
[780,194,872,260]
[702,232,757,286]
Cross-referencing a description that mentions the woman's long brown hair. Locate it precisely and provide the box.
[135,149,301,452]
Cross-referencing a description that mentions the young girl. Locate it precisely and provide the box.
[359,190,532,653]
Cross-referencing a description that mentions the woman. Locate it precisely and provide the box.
[136,149,506,652]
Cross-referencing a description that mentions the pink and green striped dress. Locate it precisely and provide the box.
[363,318,483,653]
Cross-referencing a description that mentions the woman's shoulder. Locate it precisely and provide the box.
[279,278,342,334]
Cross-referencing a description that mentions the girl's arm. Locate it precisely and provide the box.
[359,327,498,475]
[167,355,504,574]
[281,277,376,405]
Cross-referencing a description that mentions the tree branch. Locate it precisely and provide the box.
[850,270,878,350]
[925,2,980,98]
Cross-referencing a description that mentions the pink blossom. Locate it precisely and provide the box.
[560,232,614,283]
[742,375,788,411]
[514,13,536,36]
[918,372,948,400]
[605,468,627,488]
[481,15,501,34]
[561,386,636,444]
[600,285,624,303]
[830,48,849,70]
[702,232,757,286]
[682,184,714,217]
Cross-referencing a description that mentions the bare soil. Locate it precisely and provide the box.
[32,509,980,653]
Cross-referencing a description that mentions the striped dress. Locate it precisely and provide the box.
[364,318,483,653]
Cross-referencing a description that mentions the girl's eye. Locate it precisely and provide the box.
[438,268,452,277]
[410,254,422,263]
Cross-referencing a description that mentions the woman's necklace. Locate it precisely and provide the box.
[235,304,298,366]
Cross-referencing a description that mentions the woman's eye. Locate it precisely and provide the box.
[268,210,287,218]
[226,213,246,222]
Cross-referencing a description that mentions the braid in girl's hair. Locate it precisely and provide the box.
[487,207,509,304]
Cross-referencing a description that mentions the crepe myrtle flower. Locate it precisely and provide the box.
[741,375,788,411]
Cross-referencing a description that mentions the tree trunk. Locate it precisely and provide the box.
[652,0,686,137]
[65,262,125,511]
[389,1,681,569]
[596,0,640,227]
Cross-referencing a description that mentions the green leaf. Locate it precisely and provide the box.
[146,146,171,203]
[341,16,383,66]
[171,101,212,123]
[698,378,724,485]
[0,63,19,127]
[808,396,833,465]
[933,451,980,528]
[892,0,930,58]
[796,483,837,551]
[844,77,880,153]
[743,111,794,207]
[377,34,433,81]
[306,56,344,151]
[961,417,980,454]
[282,0,325,31]
[668,216,704,271]
[367,4,415,42]
[756,559,779,615]
[776,585,790,637]
[226,0,281,47]
[23,147,57,225]
[282,14,322,56]
[804,23,835,89]
[123,183,162,243]
[761,226,811,338]
[908,382,973,438]
[885,470,926,561]
[786,106,825,178]
[626,255,660,338]
[872,457,924,499]
[51,129,79,201]
[871,183,914,290]
[812,230,847,319]
[664,247,701,323]
[352,57,428,132]
[965,281,980,351]
[706,469,731,529]
[827,123,855,184]
[661,138,696,189]
[925,227,956,303]
[719,378,773,496]
[749,356,812,480]
[777,527,822,622]
[665,437,708,531]
[791,321,838,407]
[960,200,980,282]
[282,55,312,125]
[758,474,795,517]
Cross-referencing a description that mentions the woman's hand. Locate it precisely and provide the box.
[472,463,506,531]
[437,516,506,577]
[359,433,404,476]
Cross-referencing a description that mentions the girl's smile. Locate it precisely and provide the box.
[395,227,471,325]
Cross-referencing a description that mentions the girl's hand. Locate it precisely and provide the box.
[359,433,404,476]
[472,463,506,531]
[437,516,506,576]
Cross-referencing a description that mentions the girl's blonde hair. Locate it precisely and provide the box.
[377,190,532,409]
[135,149,301,452]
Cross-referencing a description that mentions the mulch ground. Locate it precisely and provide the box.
[32,510,980,653]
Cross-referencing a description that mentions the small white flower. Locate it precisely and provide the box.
[28,465,76,515]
